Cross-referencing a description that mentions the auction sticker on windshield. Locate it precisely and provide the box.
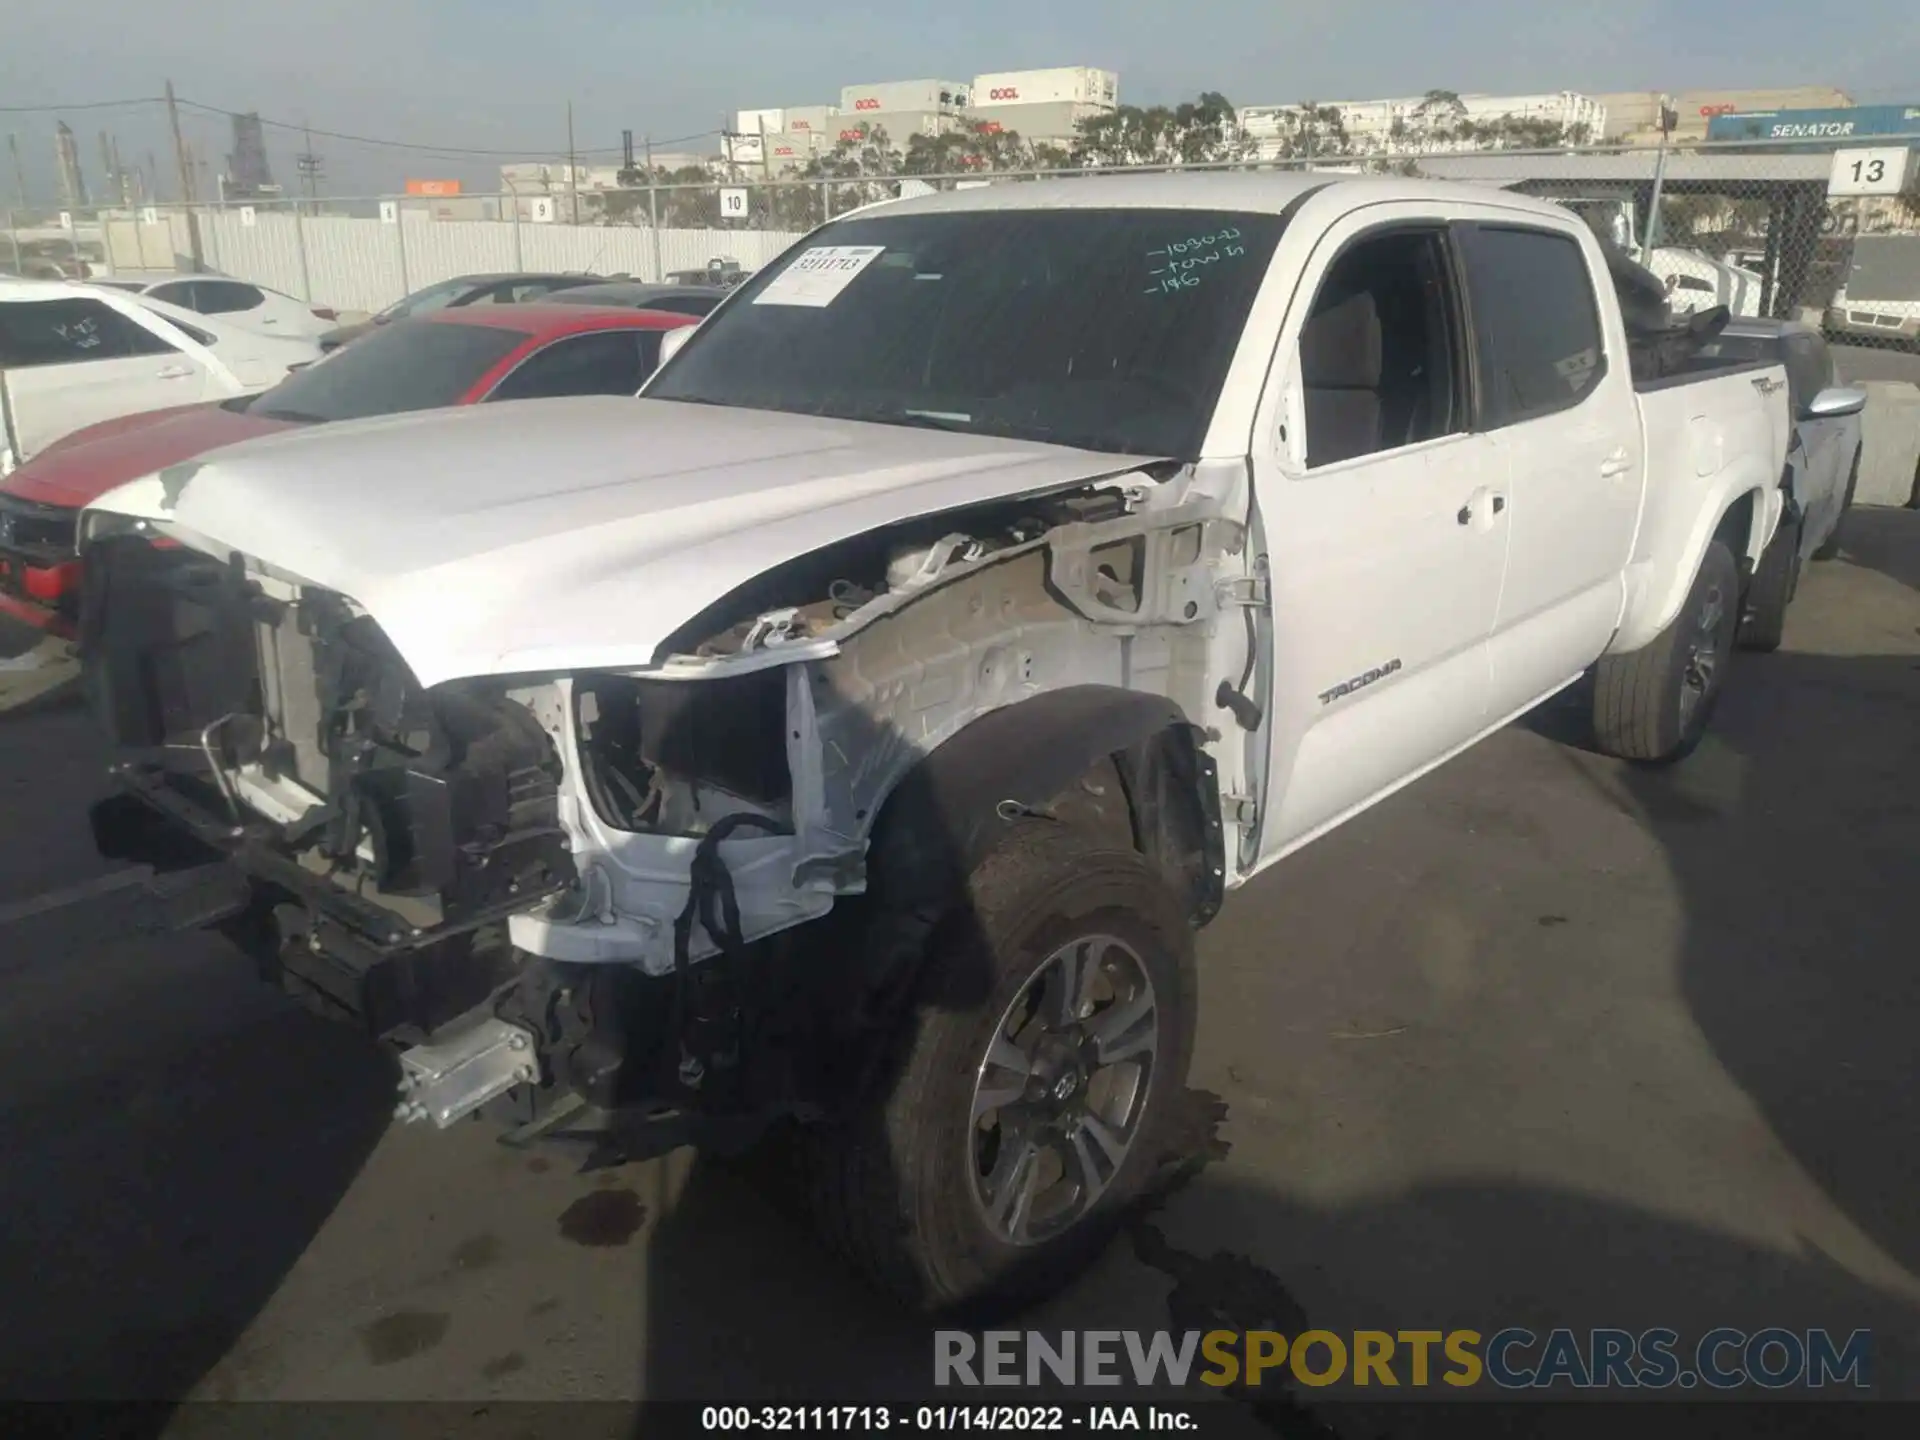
[753,245,886,307]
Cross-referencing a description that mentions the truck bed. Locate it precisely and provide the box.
[1615,356,1792,653]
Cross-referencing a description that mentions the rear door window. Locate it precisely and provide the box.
[196,281,266,315]
[1457,225,1607,428]
[0,298,179,367]
[144,280,200,310]
[487,331,651,400]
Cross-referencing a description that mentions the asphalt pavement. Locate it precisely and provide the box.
[1,511,1916,1432]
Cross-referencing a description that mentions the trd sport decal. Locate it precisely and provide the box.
[1318,658,1402,706]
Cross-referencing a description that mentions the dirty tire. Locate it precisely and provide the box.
[1593,539,1739,764]
[797,826,1196,1314]
[1737,512,1800,653]
[1810,450,1860,561]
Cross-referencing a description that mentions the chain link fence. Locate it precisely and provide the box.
[6,134,1917,344]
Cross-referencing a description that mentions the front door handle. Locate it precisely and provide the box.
[1458,488,1506,526]
[155,364,195,379]
[1599,447,1632,479]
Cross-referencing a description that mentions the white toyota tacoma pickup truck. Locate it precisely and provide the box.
[75,175,1790,1311]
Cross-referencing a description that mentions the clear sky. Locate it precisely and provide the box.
[3,0,1916,201]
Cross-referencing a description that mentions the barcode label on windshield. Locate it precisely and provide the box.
[753,245,887,307]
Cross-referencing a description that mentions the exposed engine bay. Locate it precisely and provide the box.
[80,459,1248,1136]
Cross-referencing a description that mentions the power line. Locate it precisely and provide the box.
[2,89,721,165]
[0,96,166,114]
[175,97,716,159]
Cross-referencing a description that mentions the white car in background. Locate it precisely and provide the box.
[1648,247,1764,319]
[0,279,324,475]
[1553,197,1764,317]
[88,275,340,340]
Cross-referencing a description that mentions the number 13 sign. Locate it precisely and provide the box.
[1827,147,1913,198]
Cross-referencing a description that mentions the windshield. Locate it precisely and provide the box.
[378,276,482,321]
[645,206,1286,458]
[247,318,527,423]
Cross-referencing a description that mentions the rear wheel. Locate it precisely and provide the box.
[1593,539,1739,764]
[797,827,1196,1312]
[1811,451,1861,560]
[1738,512,1801,653]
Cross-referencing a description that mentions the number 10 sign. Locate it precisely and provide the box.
[1827,147,1913,197]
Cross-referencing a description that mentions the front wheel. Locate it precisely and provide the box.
[797,827,1196,1312]
[1592,539,1740,764]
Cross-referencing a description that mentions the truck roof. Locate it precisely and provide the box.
[865,171,1575,222]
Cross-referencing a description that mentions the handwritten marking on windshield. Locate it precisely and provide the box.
[1145,229,1247,294]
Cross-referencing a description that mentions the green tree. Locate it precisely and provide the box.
[1269,101,1352,160]
[1070,91,1252,167]
[797,124,903,211]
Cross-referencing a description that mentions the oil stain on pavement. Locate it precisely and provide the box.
[449,1233,504,1271]
[358,1309,451,1366]
[559,1187,648,1247]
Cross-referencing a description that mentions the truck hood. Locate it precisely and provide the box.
[85,396,1152,687]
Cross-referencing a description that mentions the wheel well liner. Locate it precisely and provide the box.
[862,685,1222,927]
[1713,488,1763,579]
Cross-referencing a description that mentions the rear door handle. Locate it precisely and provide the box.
[1599,447,1632,479]
[155,364,195,379]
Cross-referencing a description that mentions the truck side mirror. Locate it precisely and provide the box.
[656,325,695,370]
[1805,385,1866,420]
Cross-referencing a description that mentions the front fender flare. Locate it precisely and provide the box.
[864,685,1221,924]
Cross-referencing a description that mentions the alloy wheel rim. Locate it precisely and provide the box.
[966,934,1158,1247]
[1679,580,1730,731]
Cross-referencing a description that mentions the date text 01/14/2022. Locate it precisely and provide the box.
[699,1404,1200,1431]
[1146,229,1246,294]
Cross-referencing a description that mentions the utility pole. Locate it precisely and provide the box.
[643,134,661,280]
[295,120,324,213]
[97,132,117,206]
[566,100,579,224]
[7,133,27,207]
[1642,94,1678,255]
[164,80,195,204]
[110,134,128,203]
[164,79,205,269]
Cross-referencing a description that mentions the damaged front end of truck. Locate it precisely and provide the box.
[77,432,1251,1156]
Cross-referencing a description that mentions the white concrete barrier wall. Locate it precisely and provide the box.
[192,213,807,314]
[1858,382,1920,509]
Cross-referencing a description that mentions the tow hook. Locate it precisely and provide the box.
[394,1017,541,1128]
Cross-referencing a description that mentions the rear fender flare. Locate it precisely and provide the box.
[1613,464,1780,655]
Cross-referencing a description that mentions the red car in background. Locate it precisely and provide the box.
[0,304,694,632]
